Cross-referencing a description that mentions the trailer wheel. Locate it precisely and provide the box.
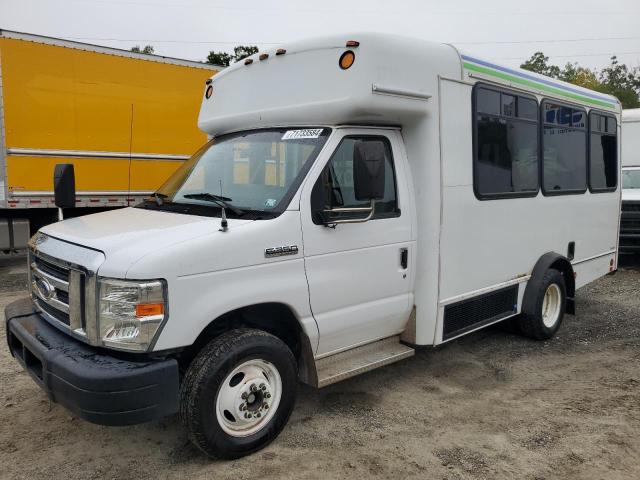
[518,269,566,340]
[180,328,297,459]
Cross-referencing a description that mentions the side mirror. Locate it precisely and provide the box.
[54,164,76,209]
[353,141,386,201]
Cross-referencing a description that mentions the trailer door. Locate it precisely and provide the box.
[301,128,413,356]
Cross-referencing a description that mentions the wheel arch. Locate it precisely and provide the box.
[180,302,318,387]
[523,252,575,316]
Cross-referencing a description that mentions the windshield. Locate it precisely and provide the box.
[153,127,330,215]
[622,169,640,189]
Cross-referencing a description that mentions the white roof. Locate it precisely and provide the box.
[622,109,640,167]
[622,108,640,123]
[199,33,461,135]
[198,32,621,136]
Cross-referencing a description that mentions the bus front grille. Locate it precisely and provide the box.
[620,201,640,253]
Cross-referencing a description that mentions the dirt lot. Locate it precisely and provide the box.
[1,255,639,480]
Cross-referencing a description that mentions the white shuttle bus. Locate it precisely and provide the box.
[621,109,640,253]
[5,34,621,458]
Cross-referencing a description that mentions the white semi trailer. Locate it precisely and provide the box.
[621,109,640,253]
[5,33,621,459]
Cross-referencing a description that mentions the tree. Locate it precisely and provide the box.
[598,56,640,108]
[205,45,259,66]
[131,45,154,54]
[521,52,640,108]
[559,63,601,91]
[232,45,258,61]
[206,51,233,66]
[521,52,561,79]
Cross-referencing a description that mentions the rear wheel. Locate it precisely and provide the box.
[180,328,297,459]
[518,269,566,340]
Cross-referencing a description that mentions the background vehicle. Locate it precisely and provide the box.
[0,30,220,251]
[621,108,640,254]
[5,33,621,459]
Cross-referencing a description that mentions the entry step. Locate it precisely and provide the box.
[316,335,415,388]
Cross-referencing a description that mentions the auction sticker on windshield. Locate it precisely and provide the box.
[282,129,323,140]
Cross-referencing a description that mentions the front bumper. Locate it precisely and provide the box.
[5,298,179,426]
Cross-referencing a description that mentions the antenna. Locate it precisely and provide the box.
[219,179,228,232]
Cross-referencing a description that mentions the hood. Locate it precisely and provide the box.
[41,207,253,276]
[622,188,640,202]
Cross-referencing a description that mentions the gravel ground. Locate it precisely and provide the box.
[1,254,639,480]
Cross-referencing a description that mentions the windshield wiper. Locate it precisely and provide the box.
[151,192,169,206]
[182,193,244,216]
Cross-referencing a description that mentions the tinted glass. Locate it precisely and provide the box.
[543,126,587,192]
[572,110,586,129]
[590,133,617,190]
[476,116,538,195]
[592,114,604,133]
[544,104,573,126]
[544,103,560,125]
[501,94,516,117]
[543,104,554,123]
[622,170,640,189]
[319,137,398,215]
[518,97,538,120]
[606,116,617,134]
[476,88,500,115]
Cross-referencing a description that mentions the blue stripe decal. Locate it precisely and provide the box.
[461,55,616,104]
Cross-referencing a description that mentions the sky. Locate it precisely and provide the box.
[1,0,640,71]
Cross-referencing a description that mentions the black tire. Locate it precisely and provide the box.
[518,269,566,340]
[180,328,297,459]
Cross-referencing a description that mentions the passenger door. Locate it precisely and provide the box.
[300,129,414,356]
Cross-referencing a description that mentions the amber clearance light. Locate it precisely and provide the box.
[339,50,355,70]
[135,303,164,317]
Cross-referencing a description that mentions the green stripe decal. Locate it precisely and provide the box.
[463,62,617,110]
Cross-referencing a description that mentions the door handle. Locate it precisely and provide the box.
[400,248,408,269]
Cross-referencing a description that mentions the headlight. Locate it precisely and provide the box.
[98,278,167,351]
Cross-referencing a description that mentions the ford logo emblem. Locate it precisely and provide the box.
[35,277,55,300]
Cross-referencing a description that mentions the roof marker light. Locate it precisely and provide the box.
[244,58,253,65]
[346,40,360,47]
[259,53,269,61]
[339,50,355,70]
[205,85,213,99]
[205,78,212,85]
[276,48,286,56]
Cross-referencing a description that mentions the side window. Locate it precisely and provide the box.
[589,112,617,192]
[312,136,399,223]
[542,101,587,194]
[473,86,539,199]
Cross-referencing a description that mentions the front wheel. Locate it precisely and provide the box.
[180,328,298,459]
[518,269,566,340]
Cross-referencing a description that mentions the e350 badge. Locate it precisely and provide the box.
[264,245,299,258]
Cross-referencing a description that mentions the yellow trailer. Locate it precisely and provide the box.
[0,30,220,249]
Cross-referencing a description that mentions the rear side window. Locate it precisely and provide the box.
[589,113,617,192]
[542,101,587,194]
[473,86,539,199]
